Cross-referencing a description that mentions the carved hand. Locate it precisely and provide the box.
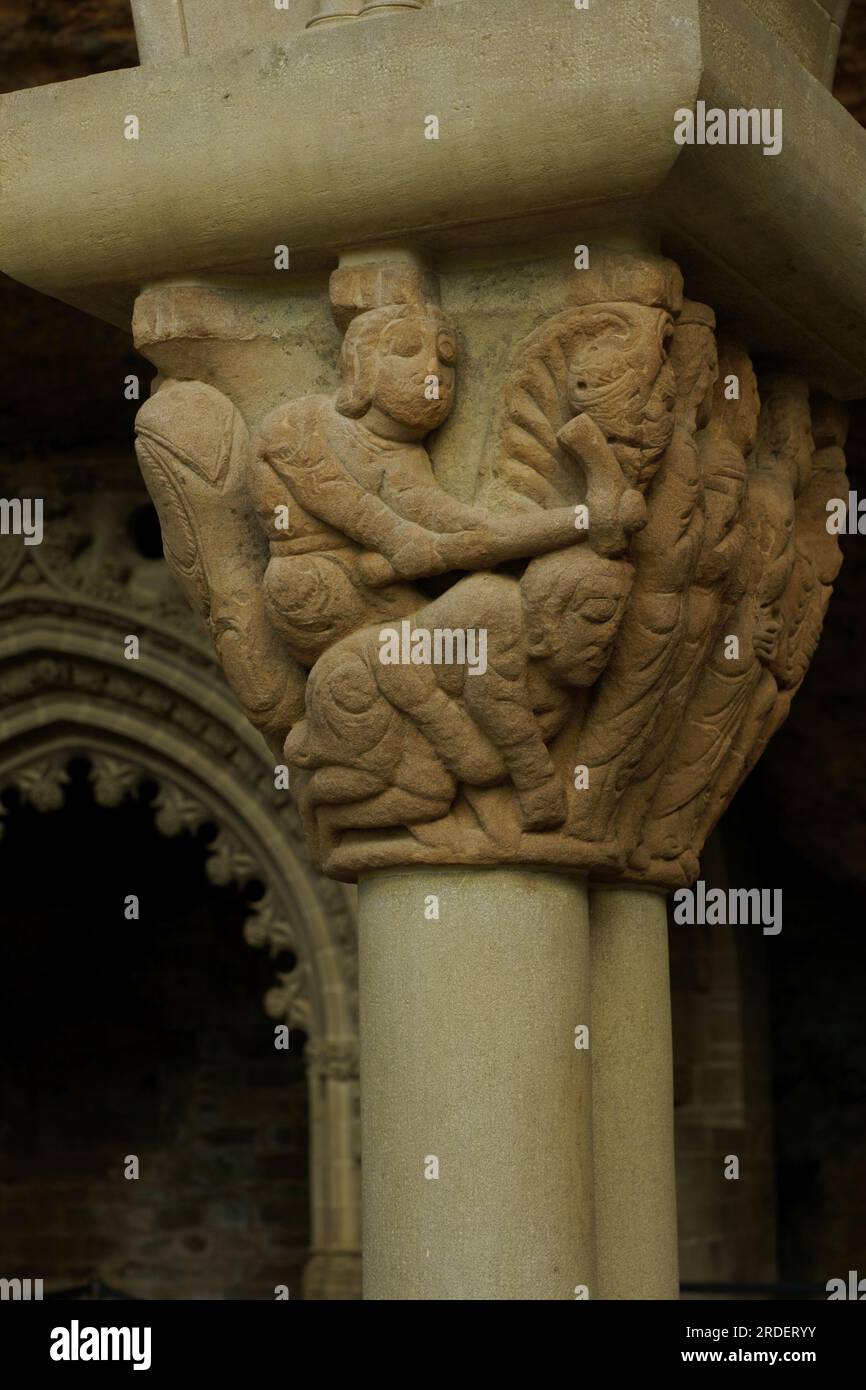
[557,413,647,554]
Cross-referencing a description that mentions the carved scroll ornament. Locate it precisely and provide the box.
[134,252,846,886]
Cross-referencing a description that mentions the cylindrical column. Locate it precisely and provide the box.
[359,867,595,1300]
[129,0,189,64]
[589,886,678,1299]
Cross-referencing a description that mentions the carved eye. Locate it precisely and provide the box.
[437,333,457,365]
[388,327,424,358]
[592,311,630,338]
[579,598,619,624]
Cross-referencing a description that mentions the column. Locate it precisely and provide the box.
[590,887,679,1299]
[359,868,595,1300]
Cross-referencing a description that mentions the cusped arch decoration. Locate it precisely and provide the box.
[0,533,360,1299]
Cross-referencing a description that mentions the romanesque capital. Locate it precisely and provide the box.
[133,250,846,886]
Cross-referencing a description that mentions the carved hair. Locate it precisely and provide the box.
[521,547,632,634]
[335,304,445,419]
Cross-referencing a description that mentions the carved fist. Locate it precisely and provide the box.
[358,552,398,587]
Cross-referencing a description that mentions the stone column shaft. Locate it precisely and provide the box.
[590,888,679,1299]
[359,868,595,1300]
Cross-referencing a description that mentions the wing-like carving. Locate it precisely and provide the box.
[135,379,306,754]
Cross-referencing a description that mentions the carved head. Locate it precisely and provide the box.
[563,304,677,486]
[697,435,747,584]
[336,304,457,435]
[753,601,783,663]
[695,345,757,581]
[522,548,633,686]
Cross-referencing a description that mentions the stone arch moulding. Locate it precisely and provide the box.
[0,538,361,1301]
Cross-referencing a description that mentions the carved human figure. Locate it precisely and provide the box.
[250,299,585,668]
[635,337,759,866]
[559,301,677,493]
[690,377,830,849]
[131,251,845,886]
[638,375,822,878]
[286,547,632,856]
[564,300,712,845]
[276,274,678,852]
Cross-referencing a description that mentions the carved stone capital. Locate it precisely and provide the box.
[133,249,846,887]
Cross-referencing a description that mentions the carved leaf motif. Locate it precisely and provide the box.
[206,829,257,887]
[15,760,70,813]
[89,755,142,809]
[152,782,208,838]
[243,891,298,955]
[265,963,312,1032]
[137,379,239,487]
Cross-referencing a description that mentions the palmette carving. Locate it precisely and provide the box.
[133,252,846,885]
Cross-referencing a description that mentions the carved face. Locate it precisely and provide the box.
[564,305,676,466]
[701,437,747,558]
[523,552,633,687]
[547,574,632,685]
[753,601,783,662]
[369,308,457,431]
